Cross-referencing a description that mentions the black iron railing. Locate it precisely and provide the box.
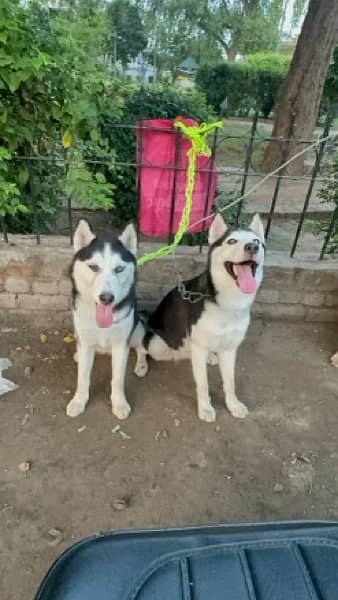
[1,114,338,259]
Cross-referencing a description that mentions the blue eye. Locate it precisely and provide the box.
[88,264,99,272]
[227,238,237,245]
[115,265,125,274]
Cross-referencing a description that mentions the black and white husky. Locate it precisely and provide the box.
[139,213,265,423]
[67,220,146,420]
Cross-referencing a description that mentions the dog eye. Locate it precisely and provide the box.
[115,266,125,274]
[253,238,260,245]
[226,238,237,245]
[88,264,99,272]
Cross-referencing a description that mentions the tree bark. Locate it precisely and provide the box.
[262,0,338,175]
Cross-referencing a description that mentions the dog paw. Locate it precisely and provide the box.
[228,400,249,419]
[134,360,148,378]
[66,397,86,418]
[207,352,218,366]
[331,352,338,367]
[112,400,131,420]
[198,404,216,423]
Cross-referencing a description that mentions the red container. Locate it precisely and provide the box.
[137,117,218,237]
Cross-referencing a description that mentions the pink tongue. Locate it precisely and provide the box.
[234,264,257,294]
[96,304,113,328]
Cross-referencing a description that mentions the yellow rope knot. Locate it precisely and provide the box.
[137,119,223,266]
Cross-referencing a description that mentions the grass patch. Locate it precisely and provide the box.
[215,121,268,170]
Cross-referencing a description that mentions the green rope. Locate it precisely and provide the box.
[137,119,223,266]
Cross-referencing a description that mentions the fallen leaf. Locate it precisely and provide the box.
[112,498,128,511]
[155,429,169,441]
[119,430,131,440]
[18,461,31,474]
[40,333,47,343]
[47,528,63,547]
[77,425,87,433]
[63,334,76,344]
[112,425,120,434]
[21,413,29,426]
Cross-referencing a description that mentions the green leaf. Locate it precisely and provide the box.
[0,108,7,124]
[17,167,29,187]
[6,70,31,93]
[62,130,74,148]
[95,172,106,184]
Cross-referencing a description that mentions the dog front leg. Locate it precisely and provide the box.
[67,343,95,417]
[219,348,248,418]
[191,344,216,423]
[130,320,149,378]
[111,344,131,420]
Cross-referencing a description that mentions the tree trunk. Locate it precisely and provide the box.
[262,0,338,175]
[226,45,237,61]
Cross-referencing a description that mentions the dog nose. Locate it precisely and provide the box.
[99,292,114,305]
[245,242,259,254]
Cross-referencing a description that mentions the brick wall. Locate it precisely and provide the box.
[1,236,338,326]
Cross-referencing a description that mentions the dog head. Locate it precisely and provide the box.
[208,213,265,296]
[71,220,137,328]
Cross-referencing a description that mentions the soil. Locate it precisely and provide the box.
[1,318,338,599]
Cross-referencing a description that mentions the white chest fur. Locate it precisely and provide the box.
[73,302,134,352]
[191,298,251,353]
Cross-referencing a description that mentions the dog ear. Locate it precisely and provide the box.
[249,214,265,242]
[208,214,227,245]
[119,223,137,256]
[73,220,95,253]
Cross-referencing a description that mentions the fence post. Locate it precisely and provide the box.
[320,204,338,259]
[29,161,40,245]
[236,109,258,224]
[136,120,144,237]
[199,128,218,253]
[64,148,73,246]
[265,140,290,239]
[290,109,334,258]
[169,127,181,243]
[1,216,8,243]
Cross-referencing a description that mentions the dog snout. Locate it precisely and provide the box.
[244,242,259,254]
[99,292,114,305]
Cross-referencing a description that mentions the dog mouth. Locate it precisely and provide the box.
[224,260,258,294]
[95,302,114,328]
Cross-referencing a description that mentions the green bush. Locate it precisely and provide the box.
[196,60,285,119]
[101,83,213,224]
[245,52,291,73]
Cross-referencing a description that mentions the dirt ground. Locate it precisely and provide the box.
[1,318,338,599]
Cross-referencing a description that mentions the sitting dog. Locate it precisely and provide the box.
[67,220,146,420]
[137,213,265,422]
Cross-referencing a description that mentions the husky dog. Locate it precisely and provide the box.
[67,220,147,420]
[139,213,265,423]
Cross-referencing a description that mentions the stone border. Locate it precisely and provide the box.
[1,236,338,325]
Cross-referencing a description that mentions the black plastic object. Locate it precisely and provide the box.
[35,521,338,599]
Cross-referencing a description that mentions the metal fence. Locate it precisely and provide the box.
[1,111,338,260]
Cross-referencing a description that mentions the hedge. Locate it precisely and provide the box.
[195,61,285,119]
